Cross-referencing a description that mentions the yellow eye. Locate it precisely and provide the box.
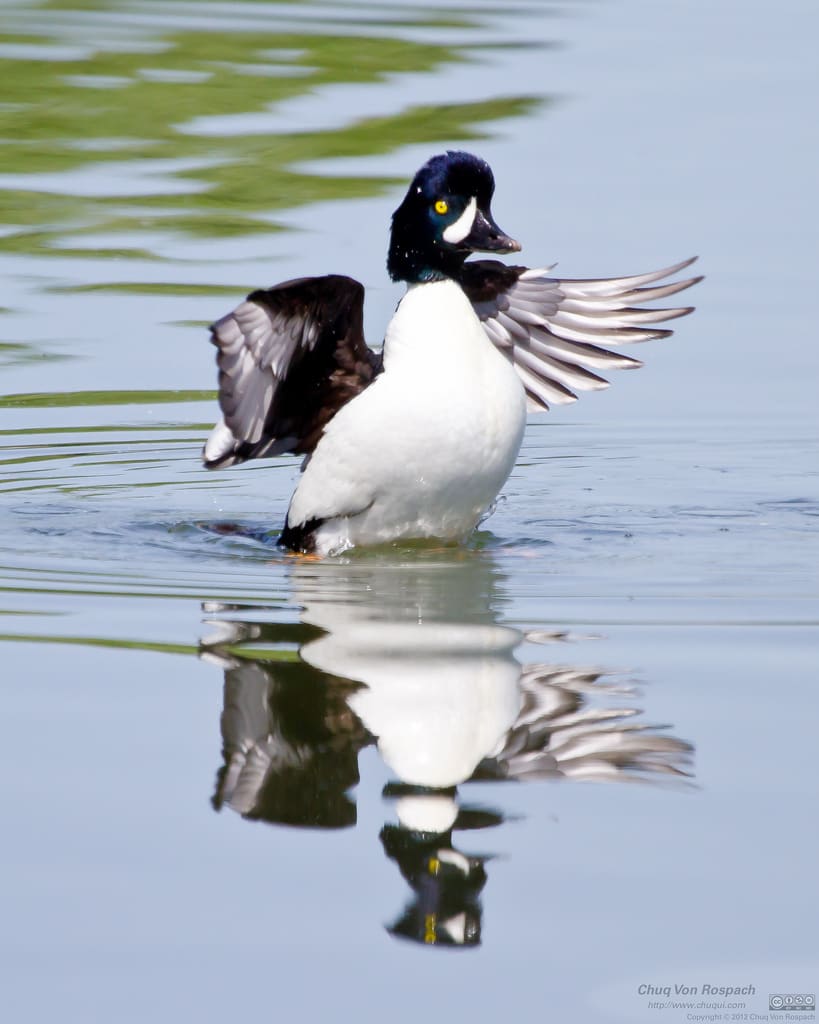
[434,199,449,215]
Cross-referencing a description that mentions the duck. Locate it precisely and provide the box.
[203,150,701,557]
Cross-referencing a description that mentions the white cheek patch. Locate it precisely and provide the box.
[442,196,477,244]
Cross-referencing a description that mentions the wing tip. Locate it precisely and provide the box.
[203,420,240,469]
[659,255,699,277]
[670,304,697,318]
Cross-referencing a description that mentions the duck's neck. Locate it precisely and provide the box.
[387,235,467,284]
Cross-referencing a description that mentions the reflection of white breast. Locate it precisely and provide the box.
[301,621,522,788]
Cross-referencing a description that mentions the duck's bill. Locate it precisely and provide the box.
[462,209,521,253]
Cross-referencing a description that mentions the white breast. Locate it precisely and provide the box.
[286,279,527,554]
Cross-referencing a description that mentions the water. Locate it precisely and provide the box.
[1,0,817,1020]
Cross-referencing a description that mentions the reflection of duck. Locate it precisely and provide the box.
[203,150,700,556]
[292,559,692,790]
[296,564,523,790]
[202,554,693,947]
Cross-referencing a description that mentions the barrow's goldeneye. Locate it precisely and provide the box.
[203,151,701,556]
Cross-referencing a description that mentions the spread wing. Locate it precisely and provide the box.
[459,257,702,412]
[203,274,382,469]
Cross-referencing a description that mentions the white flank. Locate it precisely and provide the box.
[442,196,477,244]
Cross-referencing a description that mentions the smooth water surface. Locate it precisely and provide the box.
[1,1,817,1021]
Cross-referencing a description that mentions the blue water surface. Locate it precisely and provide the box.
[0,0,817,1021]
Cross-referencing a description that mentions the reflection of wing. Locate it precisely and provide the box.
[476,665,693,783]
[459,258,701,412]
[213,660,295,816]
[203,275,381,468]
[209,652,370,829]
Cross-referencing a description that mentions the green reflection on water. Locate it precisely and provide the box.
[0,341,72,367]
[0,0,543,255]
[0,632,199,656]
[0,390,214,408]
[0,631,304,659]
